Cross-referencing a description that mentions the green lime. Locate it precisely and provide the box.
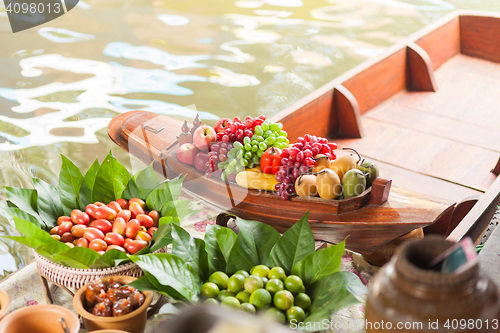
[204,298,219,306]
[268,267,286,281]
[200,282,219,299]
[209,271,229,290]
[249,288,272,310]
[244,275,263,294]
[227,274,246,293]
[221,296,240,309]
[251,265,270,278]
[286,306,306,323]
[265,278,284,295]
[273,290,294,311]
[236,291,251,303]
[235,270,250,278]
[295,293,311,310]
[240,302,256,314]
[217,290,235,301]
[265,308,286,324]
[285,275,305,294]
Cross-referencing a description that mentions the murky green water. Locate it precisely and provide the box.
[1,0,499,278]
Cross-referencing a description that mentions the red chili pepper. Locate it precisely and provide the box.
[260,147,282,174]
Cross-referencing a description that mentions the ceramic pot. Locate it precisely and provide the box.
[0,289,10,320]
[0,304,80,333]
[365,236,500,333]
[73,275,152,333]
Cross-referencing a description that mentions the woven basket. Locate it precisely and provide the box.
[34,247,167,290]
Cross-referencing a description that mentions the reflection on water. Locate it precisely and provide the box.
[1,0,500,277]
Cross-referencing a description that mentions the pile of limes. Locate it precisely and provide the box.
[199,265,311,324]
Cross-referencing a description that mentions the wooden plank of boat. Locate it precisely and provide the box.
[108,110,453,255]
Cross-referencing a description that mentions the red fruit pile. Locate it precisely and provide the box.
[275,134,338,200]
[50,198,159,255]
[216,116,266,143]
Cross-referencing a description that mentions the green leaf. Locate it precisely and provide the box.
[122,163,160,200]
[79,159,100,210]
[267,212,315,274]
[92,151,131,203]
[157,303,181,316]
[235,217,281,264]
[6,207,41,229]
[226,230,260,275]
[33,178,64,230]
[36,241,73,259]
[215,227,237,264]
[150,223,173,252]
[91,249,129,269]
[52,247,100,268]
[171,224,209,281]
[131,253,201,303]
[5,216,57,249]
[159,200,197,220]
[4,187,40,222]
[128,275,159,292]
[145,177,184,212]
[204,225,226,274]
[292,240,345,286]
[303,272,367,331]
[58,155,84,216]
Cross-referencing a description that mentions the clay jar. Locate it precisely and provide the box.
[73,275,152,333]
[365,236,500,333]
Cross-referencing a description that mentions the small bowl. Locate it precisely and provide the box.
[0,289,11,320]
[73,275,152,333]
[0,304,79,333]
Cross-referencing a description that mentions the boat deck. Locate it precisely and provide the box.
[336,54,500,202]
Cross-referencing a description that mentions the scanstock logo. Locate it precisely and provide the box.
[3,0,79,33]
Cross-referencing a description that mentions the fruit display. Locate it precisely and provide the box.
[176,116,380,201]
[49,198,159,255]
[200,266,311,324]
[84,277,146,317]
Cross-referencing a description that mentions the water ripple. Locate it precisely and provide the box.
[37,27,95,43]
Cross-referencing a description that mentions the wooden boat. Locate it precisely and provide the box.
[109,11,500,257]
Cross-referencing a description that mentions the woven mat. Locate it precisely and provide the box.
[0,203,375,333]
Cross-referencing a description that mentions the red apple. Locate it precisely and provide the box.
[214,118,231,133]
[177,143,199,165]
[194,152,210,172]
[193,125,216,151]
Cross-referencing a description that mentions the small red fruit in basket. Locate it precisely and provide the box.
[148,211,159,227]
[125,219,141,238]
[107,201,122,213]
[261,147,283,174]
[58,221,73,236]
[125,239,148,254]
[94,219,113,234]
[106,245,126,253]
[135,231,152,243]
[129,202,144,219]
[193,125,217,151]
[76,212,90,225]
[70,209,82,223]
[57,216,71,226]
[214,118,231,133]
[61,232,76,243]
[116,198,128,210]
[76,238,89,248]
[104,232,125,246]
[129,198,146,210]
[89,239,108,252]
[136,214,154,228]
[71,224,87,238]
[84,227,105,242]
[94,206,117,220]
[116,210,131,222]
[112,217,127,236]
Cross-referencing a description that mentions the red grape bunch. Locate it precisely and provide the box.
[275,134,338,200]
[216,116,266,144]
